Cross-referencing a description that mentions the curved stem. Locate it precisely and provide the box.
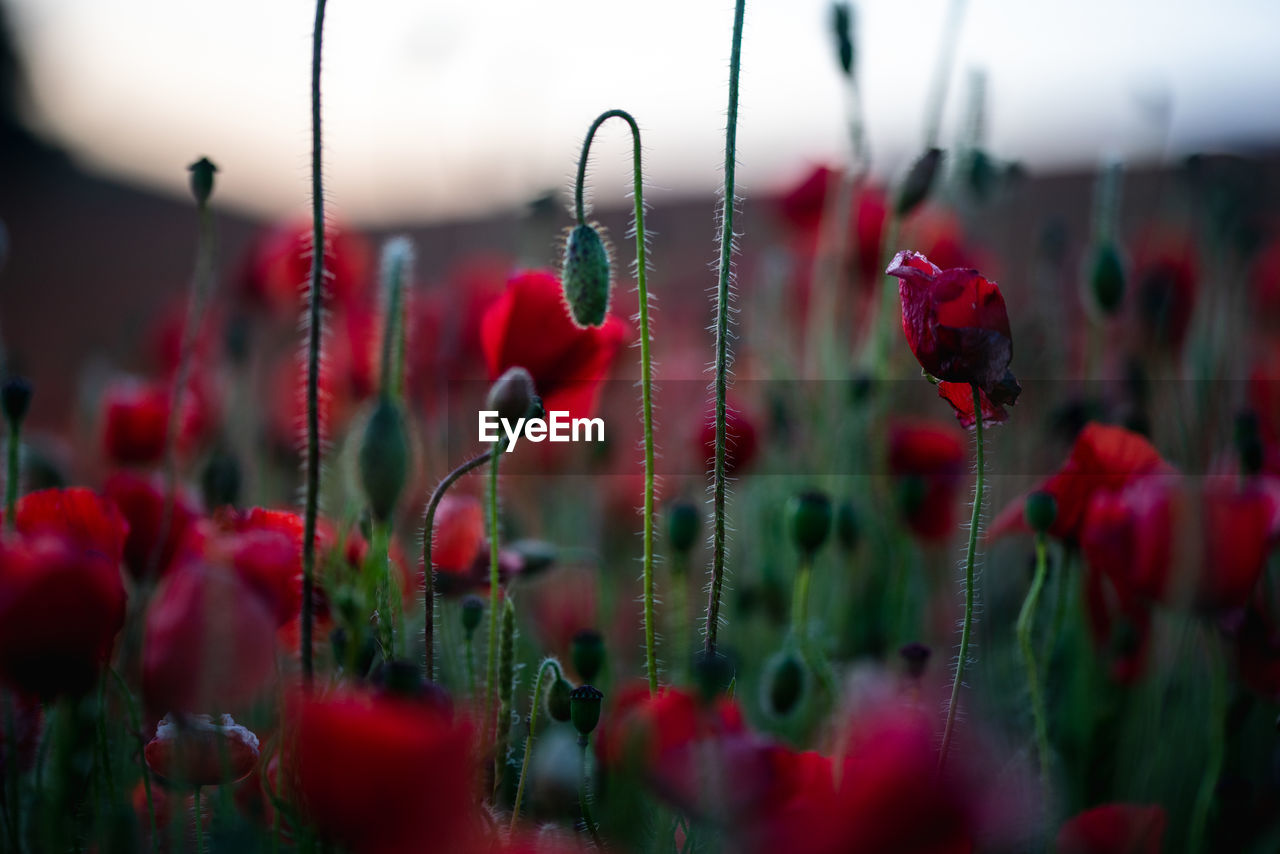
[578,737,605,850]
[938,382,984,774]
[1042,547,1073,664]
[301,0,329,685]
[1189,630,1226,854]
[421,450,493,680]
[509,658,563,833]
[790,557,812,635]
[483,441,504,739]
[1017,533,1051,792]
[574,109,658,694]
[704,0,747,660]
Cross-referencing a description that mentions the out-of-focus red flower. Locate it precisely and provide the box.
[430,494,485,576]
[1250,343,1280,448]
[237,221,372,317]
[144,713,260,787]
[101,377,214,467]
[1055,803,1166,854]
[12,487,128,563]
[888,420,967,543]
[525,568,598,661]
[1082,557,1156,685]
[104,471,197,582]
[886,251,1020,427]
[142,562,277,715]
[285,690,480,854]
[902,207,985,274]
[991,423,1174,544]
[0,534,127,698]
[1132,230,1198,354]
[481,270,627,420]
[343,525,414,603]
[698,400,760,476]
[1080,477,1175,607]
[775,165,890,291]
[1235,579,1280,702]
[1198,477,1276,612]
[1250,236,1280,325]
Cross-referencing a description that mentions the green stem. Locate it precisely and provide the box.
[578,737,604,850]
[94,677,115,805]
[921,0,968,150]
[704,0,747,660]
[1017,533,1051,792]
[1189,631,1226,854]
[5,420,18,529]
[483,440,504,739]
[938,382,984,774]
[574,109,658,695]
[868,214,902,375]
[1043,548,1073,664]
[790,557,812,634]
[194,786,205,854]
[509,658,563,833]
[301,0,329,686]
[372,522,395,657]
[422,450,493,681]
[378,241,409,401]
[110,668,156,853]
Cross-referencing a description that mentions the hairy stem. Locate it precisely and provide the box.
[578,737,605,850]
[483,441,504,741]
[509,658,563,832]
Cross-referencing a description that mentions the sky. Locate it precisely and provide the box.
[8,0,1280,225]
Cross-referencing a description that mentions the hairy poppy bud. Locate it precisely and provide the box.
[546,674,573,722]
[1024,490,1058,535]
[763,649,806,718]
[461,595,484,637]
[188,157,218,206]
[666,499,701,555]
[785,490,833,556]
[895,147,943,217]
[569,684,603,738]
[487,367,540,426]
[571,629,605,683]
[358,397,410,522]
[2,377,32,425]
[200,446,241,510]
[899,642,931,678]
[835,499,860,552]
[831,3,855,78]
[561,223,612,328]
[1089,242,1126,315]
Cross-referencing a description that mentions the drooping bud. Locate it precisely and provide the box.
[187,157,218,207]
[1024,490,1058,535]
[785,490,833,556]
[561,223,612,328]
[830,3,855,78]
[569,684,603,738]
[571,629,605,683]
[899,642,931,678]
[666,499,701,556]
[461,595,484,637]
[200,445,241,510]
[546,673,573,723]
[835,499,860,552]
[487,367,540,426]
[2,377,32,426]
[762,649,806,718]
[357,397,411,523]
[895,147,944,217]
[1088,242,1126,316]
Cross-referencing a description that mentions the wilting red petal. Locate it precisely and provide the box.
[1056,803,1166,854]
[104,472,196,582]
[144,714,260,787]
[936,381,1009,430]
[888,419,966,543]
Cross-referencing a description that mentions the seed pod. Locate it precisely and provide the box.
[1,377,32,425]
[571,629,605,684]
[763,649,806,718]
[785,490,833,556]
[461,595,484,637]
[188,157,218,206]
[666,499,701,555]
[546,674,573,723]
[1089,242,1126,315]
[569,684,603,738]
[895,148,944,217]
[561,223,612,328]
[1023,490,1058,535]
[357,397,410,523]
[487,367,540,425]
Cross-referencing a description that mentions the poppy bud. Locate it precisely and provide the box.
[763,649,807,718]
[899,641,931,679]
[569,684,603,738]
[546,675,573,723]
[461,595,484,637]
[692,648,735,700]
[1023,490,1058,535]
[561,223,613,328]
[510,539,557,577]
[144,714,259,787]
[666,499,701,555]
[831,3,855,78]
[835,500,860,552]
[487,367,540,426]
[895,148,944,217]
[188,157,218,206]
[1089,242,1126,315]
[1234,411,1264,477]
[200,446,241,510]
[357,397,410,523]
[2,377,32,425]
[371,658,426,700]
[785,490,833,556]
[571,629,605,683]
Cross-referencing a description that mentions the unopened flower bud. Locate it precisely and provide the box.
[692,649,735,700]
[561,223,612,328]
[786,490,833,556]
[569,684,603,738]
[571,629,605,683]
[1089,242,1126,316]
[188,157,218,206]
[1023,490,1058,535]
[461,595,484,637]
[358,397,411,523]
[487,367,539,426]
[2,377,32,425]
[895,148,944,217]
[763,649,806,718]
[546,675,573,723]
[666,499,701,555]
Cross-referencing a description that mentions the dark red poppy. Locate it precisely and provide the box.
[1055,803,1166,854]
[888,420,967,543]
[775,165,890,290]
[1198,477,1276,612]
[1080,477,1176,607]
[0,534,127,697]
[1250,235,1280,326]
[1082,558,1156,685]
[237,220,373,317]
[698,400,760,476]
[991,423,1173,544]
[101,377,214,467]
[141,561,277,715]
[481,270,627,420]
[1132,230,1198,353]
[886,251,1020,426]
[144,713,260,787]
[12,487,128,563]
[104,471,197,582]
[429,494,485,576]
[285,690,480,854]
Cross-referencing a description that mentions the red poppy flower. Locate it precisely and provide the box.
[1055,803,1166,854]
[698,400,760,476]
[104,471,197,582]
[144,713,260,787]
[1080,477,1176,607]
[285,690,480,854]
[1250,236,1280,325]
[1082,558,1156,685]
[237,220,373,317]
[481,270,627,420]
[775,165,890,291]
[12,487,128,563]
[991,423,1173,544]
[1234,579,1280,702]
[142,562,277,715]
[888,420,967,543]
[0,534,127,697]
[886,251,1020,426]
[1198,477,1276,612]
[101,377,214,467]
[525,567,598,660]
[1132,230,1198,354]
[936,380,1010,430]
[429,494,485,576]
[598,682,746,771]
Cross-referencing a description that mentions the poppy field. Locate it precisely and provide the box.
[2,1,1280,853]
